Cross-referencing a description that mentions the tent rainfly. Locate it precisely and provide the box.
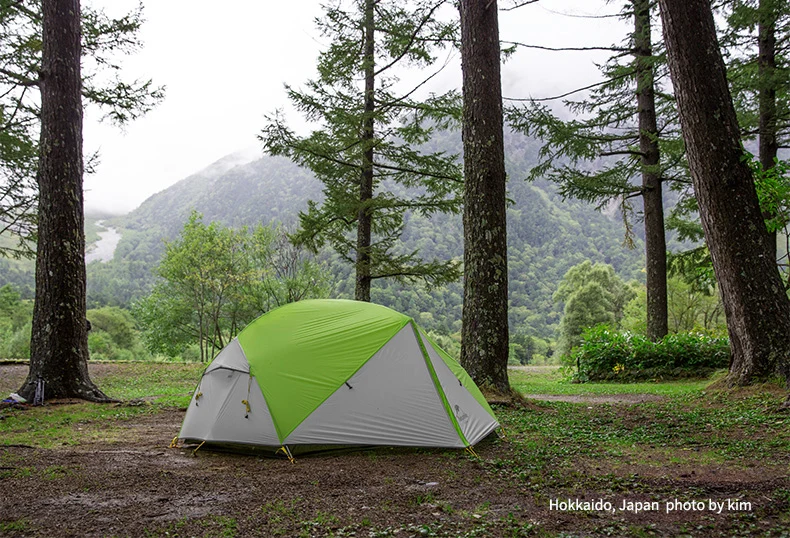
[178,299,499,456]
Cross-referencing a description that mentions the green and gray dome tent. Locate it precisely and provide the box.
[178,299,499,455]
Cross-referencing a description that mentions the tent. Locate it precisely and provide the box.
[178,299,499,455]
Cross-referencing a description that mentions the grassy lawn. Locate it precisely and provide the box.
[509,365,718,396]
[1,362,788,536]
[0,362,204,448]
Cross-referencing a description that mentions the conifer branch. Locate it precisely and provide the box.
[373,1,444,77]
[505,71,633,102]
[501,40,630,53]
[500,0,539,12]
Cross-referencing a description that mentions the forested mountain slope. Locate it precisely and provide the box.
[1,133,646,339]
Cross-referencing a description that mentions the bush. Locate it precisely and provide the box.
[2,322,31,359]
[570,325,730,381]
[87,307,136,349]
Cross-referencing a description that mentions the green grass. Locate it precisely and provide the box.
[493,371,790,490]
[97,362,204,406]
[0,520,30,533]
[2,363,787,536]
[0,363,203,448]
[508,365,720,396]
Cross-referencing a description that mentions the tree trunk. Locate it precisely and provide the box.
[458,0,510,393]
[658,0,790,385]
[355,0,375,302]
[18,0,110,402]
[758,0,778,263]
[634,0,668,342]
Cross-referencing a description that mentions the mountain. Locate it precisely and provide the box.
[80,131,646,339]
[0,132,647,340]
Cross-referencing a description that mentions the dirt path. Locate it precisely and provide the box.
[523,393,665,404]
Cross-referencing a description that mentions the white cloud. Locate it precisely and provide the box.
[82,0,629,215]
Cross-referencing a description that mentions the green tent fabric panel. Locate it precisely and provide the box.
[420,331,498,421]
[236,299,410,441]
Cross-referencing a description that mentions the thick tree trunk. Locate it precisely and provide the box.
[634,0,668,342]
[658,0,790,385]
[355,0,375,302]
[758,0,778,263]
[458,0,509,393]
[18,0,110,401]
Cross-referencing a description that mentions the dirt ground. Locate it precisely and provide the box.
[1,365,788,537]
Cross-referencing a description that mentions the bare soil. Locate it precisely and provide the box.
[0,364,787,537]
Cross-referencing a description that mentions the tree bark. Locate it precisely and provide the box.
[758,0,778,263]
[355,0,375,302]
[658,0,790,385]
[18,0,110,402]
[459,0,510,393]
[634,0,668,342]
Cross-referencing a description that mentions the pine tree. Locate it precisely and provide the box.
[458,0,509,393]
[0,2,163,258]
[658,0,790,385]
[18,0,108,401]
[720,0,790,264]
[505,0,681,341]
[261,0,462,302]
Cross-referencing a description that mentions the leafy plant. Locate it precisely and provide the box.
[570,325,730,381]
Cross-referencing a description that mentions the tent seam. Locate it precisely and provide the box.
[410,321,469,447]
[238,344,284,444]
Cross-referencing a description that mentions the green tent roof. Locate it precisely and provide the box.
[236,299,411,441]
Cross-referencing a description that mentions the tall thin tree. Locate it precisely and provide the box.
[506,0,674,341]
[721,0,790,265]
[658,0,790,385]
[262,0,462,303]
[458,0,509,392]
[634,0,669,341]
[17,0,109,401]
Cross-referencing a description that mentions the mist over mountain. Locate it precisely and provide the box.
[1,131,647,339]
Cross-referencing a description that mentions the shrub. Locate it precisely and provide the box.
[570,325,730,381]
[3,322,31,359]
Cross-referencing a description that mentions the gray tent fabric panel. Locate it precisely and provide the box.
[206,372,280,446]
[180,369,280,446]
[179,368,236,441]
[204,338,249,374]
[284,324,464,447]
[420,330,500,445]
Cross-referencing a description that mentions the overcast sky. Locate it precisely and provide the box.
[82,0,629,215]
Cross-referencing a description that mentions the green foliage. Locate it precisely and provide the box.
[622,277,726,335]
[135,213,330,361]
[0,283,32,358]
[554,261,635,357]
[570,325,730,382]
[508,332,554,365]
[720,0,790,148]
[261,0,463,291]
[504,2,686,240]
[87,307,136,348]
[0,133,649,346]
[669,154,790,289]
[86,306,145,361]
[750,156,790,283]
